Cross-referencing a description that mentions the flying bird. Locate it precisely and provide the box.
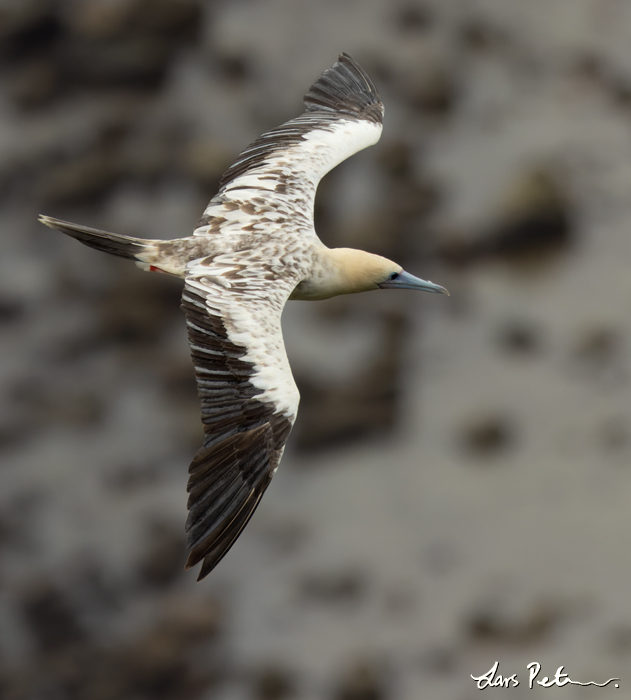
[39,54,448,580]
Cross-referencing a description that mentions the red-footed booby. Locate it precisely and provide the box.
[39,54,448,580]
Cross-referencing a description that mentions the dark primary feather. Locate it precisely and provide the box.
[304,52,383,122]
[181,284,293,580]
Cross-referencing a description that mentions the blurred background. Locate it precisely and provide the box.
[1,0,631,698]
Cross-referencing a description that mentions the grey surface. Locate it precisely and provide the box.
[1,0,630,698]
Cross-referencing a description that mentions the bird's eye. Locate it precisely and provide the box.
[389,272,399,280]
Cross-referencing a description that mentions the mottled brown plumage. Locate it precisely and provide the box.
[39,54,447,580]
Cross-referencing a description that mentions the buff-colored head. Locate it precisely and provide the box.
[291,247,449,300]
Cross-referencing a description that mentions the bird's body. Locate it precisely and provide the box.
[40,54,447,580]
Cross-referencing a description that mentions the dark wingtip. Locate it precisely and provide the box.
[304,53,384,123]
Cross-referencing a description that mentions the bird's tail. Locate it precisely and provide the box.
[39,215,148,261]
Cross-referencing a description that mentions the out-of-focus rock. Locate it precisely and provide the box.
[418,646,459,676]
[407,62,457,117]
[0,422,29,451]
[423,540,460,577]
[292,312,406,451]
[0,297,24,325]
[571,325,622,374]
[10,363,107,431]
[253,664,295,700]
[1,0,203,109]
[72,0,201,41]
[438,167,573,268]
[378,140,442,244]
[93,268,182,348]
[599,416,628,453]
[572,51,631,110]
[497,319,542,356]
[181,138,234,191]
[7,591,222,699]
[0,511,13,548]
[9,57,61,109]
[104,461,163,495]
[157,594,222,642]
[458,16,510,53]
[393,49,458,118]
[393,4,435,34]
[214,52,252,84]
[299,568,367,606]
[64,36,174,89]
[97,597,221,698]
[39,150,126,206]
[21,583,87,653]
[258,519,310,559]
[460,414,514,458]
[465,594,563,647]
[0,0,61,63]
[607,625,631,653]
[124,128,183,183]
[137,519,186,589]
[64,0,202,88]
[381,582,417,616]
[333,659,389,700]
[70,1,135,39]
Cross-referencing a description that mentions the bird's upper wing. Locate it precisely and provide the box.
[181,260,299,580]
[194,53,384,237]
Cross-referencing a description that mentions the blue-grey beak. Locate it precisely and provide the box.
[378,270,449,295]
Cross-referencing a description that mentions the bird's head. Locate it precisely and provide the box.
[325,248,449,297]
[376,266,449,294]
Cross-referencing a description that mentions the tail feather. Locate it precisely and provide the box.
[39,215,146,261]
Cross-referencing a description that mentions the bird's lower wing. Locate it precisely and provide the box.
[181,271,299,580]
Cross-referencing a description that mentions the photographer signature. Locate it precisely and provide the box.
[471,661,620,689]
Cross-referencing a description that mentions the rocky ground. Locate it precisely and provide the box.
[2,0,631,698]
